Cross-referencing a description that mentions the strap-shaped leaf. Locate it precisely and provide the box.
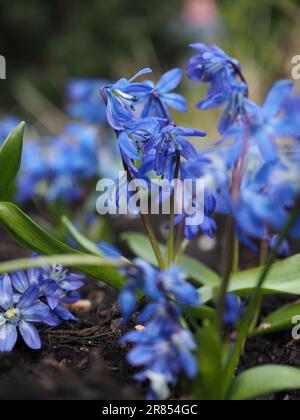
[122,231,220,286]
[200,253,300,303]
[254,300,300,336]
[0,122,25,198]
[229,365,300,400]
[0,202,125,290]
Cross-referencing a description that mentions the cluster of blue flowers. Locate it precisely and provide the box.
[101,67,206,178]
[0,258,84,352]
[185,44,300,250]
[119,260,199,399]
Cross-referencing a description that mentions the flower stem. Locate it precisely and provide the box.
[221,200,300,399]
[167,155,181,266]
[122,158,166,271]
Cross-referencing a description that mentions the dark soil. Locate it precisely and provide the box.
[1,226,300,400]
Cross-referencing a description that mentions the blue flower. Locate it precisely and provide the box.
[121,304,197,399]
[17,122,100,203]
[223,294,242,327]
[11,255,84,325]
[269,235,290,259]
[65,78,108,124]
[119,259,199,322]
[0,274,50,351]
[117,117,160,162]
[119,260,199,399]
[144,122,206,176]
[102,68,153,130]
[41,263,84,310]
[223,80,297,163]
[187,43,247,110]
[141,69,187,119]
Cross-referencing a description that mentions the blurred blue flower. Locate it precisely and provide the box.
[269,235,290,259]
[119,259,199,399]
[121,303,197,399]
[222,81,297,163]
[187,43,247,111]
[17,122,100,203]
[0,274,50,351]
[223,294,242,327]
[65,78,108,124]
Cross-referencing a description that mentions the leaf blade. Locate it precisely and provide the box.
[0,122,25,198]
[0,202,125,290]
[229,365,300,400]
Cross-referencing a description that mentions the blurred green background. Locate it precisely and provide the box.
[1,0,300,140]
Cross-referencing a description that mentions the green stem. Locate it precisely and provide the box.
[233,235,240,274]
[140,212,166,270]
[221,202,300,399]
[167,155,181,266]
[259,237,269,266]
[122,159,166,271]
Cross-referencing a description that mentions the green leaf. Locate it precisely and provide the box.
[0,122,25,198]
[0,254,121,274]
[200,254,300,303]
[62,215,130,263]
[0,202,125,290]
[121,232,220,286]
[229,365,300,400]
[254,300,300,336]
[197,320,223,400]
[62,215,105,256]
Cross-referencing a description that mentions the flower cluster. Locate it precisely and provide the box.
[119,260,199,399]
[186,44,300,249]
[101,67,206,180]
[0,259,84,351]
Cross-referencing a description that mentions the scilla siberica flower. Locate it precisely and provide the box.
[187,44,247,108]
[141,68,187,120]
[0,274,50,351]
[11,257,84,328]
[223,80,298,163]
[102,68,153,131]
[144,122,206,176]
[119,260,199,399]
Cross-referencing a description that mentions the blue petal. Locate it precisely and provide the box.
[47,295,60,310]
[17,285,39,310]
[54,304,77,322]
[11,271,30,294]
[22,302,50,323]
[156,69,183,93]
[129,68,152,82]
[120,283,137,322]
[19,320,41,350]
[0,274,14,310]
[0,324,18,352]
[263,80,294,119]
[118,131,141,160]
[160,93,187,112]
